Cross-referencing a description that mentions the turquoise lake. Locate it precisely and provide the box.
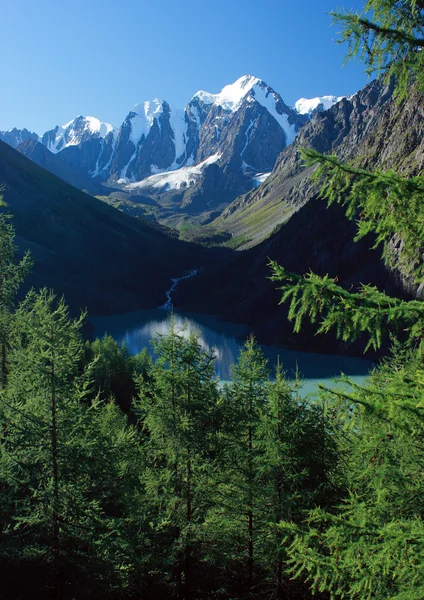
[89,308,373,397]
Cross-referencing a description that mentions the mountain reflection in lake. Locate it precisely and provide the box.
[89,309,372,394]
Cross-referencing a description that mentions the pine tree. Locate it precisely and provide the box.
[269,1,424,598]
[135,320,219,599]
[85,334,151,412]
[0,290,139,599]
[281,348,424,600]
[256,363,341,599]
[0,196,32,387]
[203,336,269,597]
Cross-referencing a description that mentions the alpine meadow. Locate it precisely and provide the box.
[0,0,423,599]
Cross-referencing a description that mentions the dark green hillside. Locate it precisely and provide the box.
[0,140,217,315]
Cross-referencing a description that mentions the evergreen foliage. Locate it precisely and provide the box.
[270,1,424,353]
[269,1,424,598]
[135,320,220,599]
[269,262,424,350]
[301,149,424,282]
[280,347,424,600]
[0,290,139,598]
[85,335,151,412]
[204,337,269,595]
[0,262,339,599]
[0,196,32,387]
[331,0,424,97]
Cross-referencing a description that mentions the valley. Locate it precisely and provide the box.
[1,74,423,355]
[2,0,424,598]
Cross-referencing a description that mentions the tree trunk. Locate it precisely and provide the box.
[1,340,7,388]
[50,326,60,600]
[248,382,254,592]
[184,448,192,600]
[276,413,284,599]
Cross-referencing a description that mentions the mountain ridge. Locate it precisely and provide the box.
[0,77,342,197]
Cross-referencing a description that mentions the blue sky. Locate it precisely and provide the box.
[1,0,369,134]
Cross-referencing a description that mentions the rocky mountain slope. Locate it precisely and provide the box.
[213,78,424,248]
[0,140,221,315]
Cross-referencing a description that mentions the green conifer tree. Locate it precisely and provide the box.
[0,196,32,387]
[256,363,341,599]
[0,290,138,599]
[136,320,219,599]
[270,2,424,598]
[204,337,269,597]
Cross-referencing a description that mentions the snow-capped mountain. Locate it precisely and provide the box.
[0,127,39,148]
[1,77,342,212]
[190,75,304,172]
[294,95,344,117]
[41,116,116,154]
[107,99,196,183]
[104,75,306,187]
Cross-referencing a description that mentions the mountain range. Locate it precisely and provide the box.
[0,76,342,214]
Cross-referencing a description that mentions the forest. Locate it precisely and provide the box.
[1,0,424,599]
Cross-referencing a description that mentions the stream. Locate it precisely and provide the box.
[161,269,199,310]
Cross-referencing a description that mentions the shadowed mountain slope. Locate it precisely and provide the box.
[0,141,218,315]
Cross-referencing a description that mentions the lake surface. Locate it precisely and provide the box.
[89,308,373,396]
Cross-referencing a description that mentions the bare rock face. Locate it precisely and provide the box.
[219,78,424,247]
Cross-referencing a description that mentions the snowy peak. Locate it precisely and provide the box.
[0,127,39,149]
[193,75,261,112]
[128,99,164,145]
[42,115,116,154]
[294,95,344,117]
[191,75,300,146]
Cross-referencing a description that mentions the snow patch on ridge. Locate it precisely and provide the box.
[169,107,189,166]
[294,95,344,116]
[240,120,255,170]
[252,172,271,186]
[91,130,118,177]
[125,154,221,192]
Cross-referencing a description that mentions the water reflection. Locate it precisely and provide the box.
[89,309,372,390]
